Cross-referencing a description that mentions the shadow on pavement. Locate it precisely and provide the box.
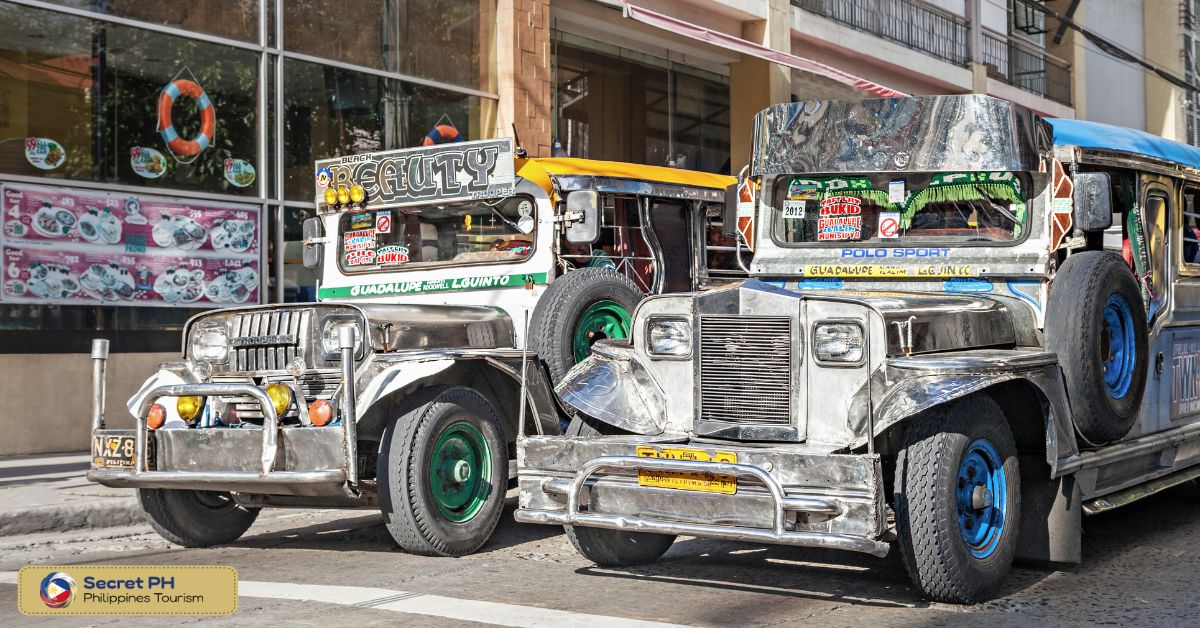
[231,497,560,554]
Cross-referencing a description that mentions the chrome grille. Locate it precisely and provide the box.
[230,309,310,372]
[699,315,793,425]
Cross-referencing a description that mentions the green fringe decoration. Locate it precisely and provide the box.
[901,183,1022,229]
[819,188,891,206]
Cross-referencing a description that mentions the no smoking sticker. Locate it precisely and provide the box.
[879,212,900,239]
[375,212,391,234]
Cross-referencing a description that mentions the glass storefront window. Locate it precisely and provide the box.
[0,4,260,196]
[40,0,261,43]
[553,37,730,174]
[282,59,482,201]
[284,0,496,91]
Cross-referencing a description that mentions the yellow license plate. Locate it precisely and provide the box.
[92,434,135,469]
[635,446,737,494]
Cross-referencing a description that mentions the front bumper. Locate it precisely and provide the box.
[515,435,890,557]
[86,335,359,499]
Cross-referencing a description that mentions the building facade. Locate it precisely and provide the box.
[0,0,1185,454]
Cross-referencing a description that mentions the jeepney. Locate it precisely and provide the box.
[85,138,738,557]
[516,95,1200,602]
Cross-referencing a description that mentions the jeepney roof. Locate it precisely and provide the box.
[1049,117,1200,172]
[517,157,735,203]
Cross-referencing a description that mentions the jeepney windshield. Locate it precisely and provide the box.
[337,195,535,273]
[773,172,1029,245]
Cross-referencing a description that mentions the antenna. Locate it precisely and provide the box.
[511,123,528,158]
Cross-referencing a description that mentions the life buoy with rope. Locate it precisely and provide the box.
[157,79,215,158]
[422,124,463,146]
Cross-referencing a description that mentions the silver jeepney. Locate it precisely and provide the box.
[516,95,1200,602]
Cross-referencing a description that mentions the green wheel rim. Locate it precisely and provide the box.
[572,300,632,362]
[428,420,492,523]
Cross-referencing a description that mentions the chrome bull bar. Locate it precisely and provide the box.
[517,455,891,557]
[87,330,359,490]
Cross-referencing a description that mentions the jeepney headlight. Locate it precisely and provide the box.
[321,316,362,359]
[647,318,691,357]
[191,324,228,362]
[813,321,865,364]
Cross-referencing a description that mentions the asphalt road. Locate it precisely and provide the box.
[3,484,1200,627]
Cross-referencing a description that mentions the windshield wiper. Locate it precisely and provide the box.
[975,186,1017,223]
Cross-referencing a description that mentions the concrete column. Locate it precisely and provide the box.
[1045,0,1086,117]
[496,0,553,156]
[729,0,792,172]
[1143,0,1186,141]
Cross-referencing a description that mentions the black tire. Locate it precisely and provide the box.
[1045,251,1148,444]
[562,415,676,566]
[378,386,508,557]
[137,489,259,547]
[530,268,643,383]
[894,396,1021,603]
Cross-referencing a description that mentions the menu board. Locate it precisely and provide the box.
[1,183,261,307]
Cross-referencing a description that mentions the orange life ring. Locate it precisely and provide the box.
[157,79,215,157]
[422,124,463,146]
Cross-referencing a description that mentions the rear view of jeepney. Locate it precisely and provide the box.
[87,138,739,558]
[518,95,1200,602]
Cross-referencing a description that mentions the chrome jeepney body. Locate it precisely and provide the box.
[85,140,733,518]
[516,95,1200,574]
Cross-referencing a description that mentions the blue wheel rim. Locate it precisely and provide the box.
[956,438,1007,559]
[1101,293,1137,399]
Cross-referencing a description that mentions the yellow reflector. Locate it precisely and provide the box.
[349,184,365,203]
[336,185,350,205]
[323,188,338,206]
[264,383,293,416]
[176,395,204,422]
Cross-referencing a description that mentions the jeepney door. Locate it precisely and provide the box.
[1134,174,1173,433]
[1162,182,1200,430]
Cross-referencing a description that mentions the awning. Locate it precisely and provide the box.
[623,3,908,99]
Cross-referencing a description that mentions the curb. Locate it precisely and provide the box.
[0,498,145,536]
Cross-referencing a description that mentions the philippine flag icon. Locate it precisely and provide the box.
[39,572,76,609]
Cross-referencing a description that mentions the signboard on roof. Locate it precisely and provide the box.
[314,138,516,211]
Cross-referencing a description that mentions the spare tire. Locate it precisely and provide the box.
[530,268,643,382]
[1045,251,1148,445]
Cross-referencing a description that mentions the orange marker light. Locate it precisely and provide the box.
[309,399,333,426]
[147,403,166,430]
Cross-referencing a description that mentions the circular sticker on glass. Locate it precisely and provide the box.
[224,159,256,188]
[24,137,66,170]
[130,146,168,179]
[517,200,533,217]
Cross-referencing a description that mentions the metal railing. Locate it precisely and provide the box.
[794,0,969,66]
[981,30,1072,106]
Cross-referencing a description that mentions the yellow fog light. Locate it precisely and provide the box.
[336,185,350,205]
[264,383,293,416]
[176,395,204,422]
[349,184,365,204]
[323,187,338,206]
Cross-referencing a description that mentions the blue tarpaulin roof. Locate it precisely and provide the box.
[1048,118,1200,170]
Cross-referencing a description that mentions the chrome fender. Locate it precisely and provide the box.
[127,367,197,429]
[353,358,456,421]
[555,347,667,435]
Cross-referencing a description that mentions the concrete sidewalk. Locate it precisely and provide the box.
[0,452,143,535]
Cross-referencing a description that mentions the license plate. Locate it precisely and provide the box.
[635,446,737,494]
[92,434,136,469]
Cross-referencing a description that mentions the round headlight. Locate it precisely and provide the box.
[323,187,338,206]
[264,383,293,417]
[191,325,228,362]
[647,319,691,357]
[321,319,361,357]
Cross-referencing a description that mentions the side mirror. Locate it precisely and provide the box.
[1073,171,1113,232]
[302,216,324,268]
[564,190,599,244]
[723,183,739,237]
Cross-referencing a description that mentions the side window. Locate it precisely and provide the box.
[1138,190,1170,319]
[1183,187,1200,267]
[702,203,747,278]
